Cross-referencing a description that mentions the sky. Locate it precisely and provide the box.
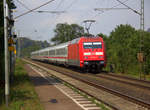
[13,0,150,42]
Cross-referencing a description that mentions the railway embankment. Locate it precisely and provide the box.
[0,59,44,110]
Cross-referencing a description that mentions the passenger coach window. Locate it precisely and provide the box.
[83,42,102,49]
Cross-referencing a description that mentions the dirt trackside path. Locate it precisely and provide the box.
[24,64,83,110]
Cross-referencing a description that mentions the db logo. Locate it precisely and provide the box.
[92,53,95,55]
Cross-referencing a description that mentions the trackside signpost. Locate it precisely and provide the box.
[137,52,144,63]
[8,37,15,52]
[8,46,15,52]
[137,52,145,79]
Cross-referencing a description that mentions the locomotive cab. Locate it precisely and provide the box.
[80,37,106,72]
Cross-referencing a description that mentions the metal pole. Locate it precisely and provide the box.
[3,0,9,107]
[140,0,145,80]
[140,0,144,31]
[141,0,145,80]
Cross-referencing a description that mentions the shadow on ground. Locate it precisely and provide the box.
[29,75,62,86]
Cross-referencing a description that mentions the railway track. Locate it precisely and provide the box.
[24,59,150,110]
[98,73,150,86]
[94,73,150,90]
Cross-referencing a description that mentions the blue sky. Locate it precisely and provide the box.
[13,0,150,42]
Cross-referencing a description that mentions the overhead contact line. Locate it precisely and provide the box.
[14,0,55,19]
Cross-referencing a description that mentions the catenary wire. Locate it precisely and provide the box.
[54,0,65,10]
[14,0,55,19]
[91,0,130,20]
[15,0,31,10]
[48,0,78,30]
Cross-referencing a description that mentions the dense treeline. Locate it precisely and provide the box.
[17,37,50,57]
[99,24,150,75]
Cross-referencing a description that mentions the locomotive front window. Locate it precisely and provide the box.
[83,42,102,49]
[83,42,92,49]
[93,42,102,48]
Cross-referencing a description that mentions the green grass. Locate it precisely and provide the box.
[0,59,44,110]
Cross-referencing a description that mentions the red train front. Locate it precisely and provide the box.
[68,36,106,72]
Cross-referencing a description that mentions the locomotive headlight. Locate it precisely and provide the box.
[96,52,103,55]
[84,52,91,55]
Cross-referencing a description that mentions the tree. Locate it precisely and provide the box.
[51,23,84,44]
[104,24,150,75]
[17,37,50,57]
[107,24,138,73]
[97,33,108,42]
[141,31,150,74]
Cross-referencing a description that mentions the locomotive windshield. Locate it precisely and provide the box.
[83,42,102,49]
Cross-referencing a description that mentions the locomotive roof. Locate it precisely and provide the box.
[69,36,103,44]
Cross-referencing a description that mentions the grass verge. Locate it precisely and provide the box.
[0,59,44,110]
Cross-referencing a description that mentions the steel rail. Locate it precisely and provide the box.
[91,74,150,91]
[54,70,150,109]
[105,73,150,84]
[24,59,150,109]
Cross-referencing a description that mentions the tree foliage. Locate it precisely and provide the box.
[97,33,108,41]
[17,37,50,57]
[104,24,150,74]
[51,23,84,44]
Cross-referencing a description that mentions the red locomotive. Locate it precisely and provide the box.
[31,36,106,72]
